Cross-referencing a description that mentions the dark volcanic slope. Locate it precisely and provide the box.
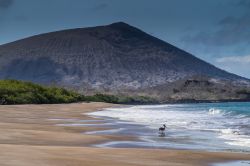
[0,22,248,94]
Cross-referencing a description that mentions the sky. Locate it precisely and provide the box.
[0,0,250,78]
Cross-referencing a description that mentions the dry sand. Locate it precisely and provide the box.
[0,102,249,166]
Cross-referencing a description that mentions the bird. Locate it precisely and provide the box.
[159,124,166,133]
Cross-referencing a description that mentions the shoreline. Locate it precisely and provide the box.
[0,102,249,166]
[87,103,250,153]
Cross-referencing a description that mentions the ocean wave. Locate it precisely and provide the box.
[220,128,240,135]
[208,108,224,115]
[219,128,250,147]
[89,103,250,150]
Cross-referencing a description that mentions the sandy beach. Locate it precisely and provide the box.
[0,102,249,166]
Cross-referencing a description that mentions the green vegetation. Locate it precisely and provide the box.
[0,80,155,105]
[0,80,84,104]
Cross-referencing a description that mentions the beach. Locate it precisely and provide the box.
[0,102,249,166]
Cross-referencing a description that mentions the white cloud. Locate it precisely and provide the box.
[216,55,250,64]
[214,55,250,79]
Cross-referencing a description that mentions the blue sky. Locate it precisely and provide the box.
[0,0,250,78]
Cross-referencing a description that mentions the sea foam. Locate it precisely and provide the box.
[88,103,250,151]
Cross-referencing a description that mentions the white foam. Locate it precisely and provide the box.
[213,160,250,166]
[88,104,250,149]
[89,105,224,130]
[208,108,223,115]
[219,128,250,147]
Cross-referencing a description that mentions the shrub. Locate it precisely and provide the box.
[0,80,156,105]
[0,80,84,104]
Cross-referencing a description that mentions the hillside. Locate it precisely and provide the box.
[0,22,249,102]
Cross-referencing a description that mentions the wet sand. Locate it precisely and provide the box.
[0,102,249,166]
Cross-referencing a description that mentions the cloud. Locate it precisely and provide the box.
[0,0,14,9]
[182,0,250,48]
[91,3,108,11]
[216,55,250,64]
[215,55,250,78]
[237,0,250,8]
[183,13,250,47]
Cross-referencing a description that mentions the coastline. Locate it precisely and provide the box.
[0,102,249,166]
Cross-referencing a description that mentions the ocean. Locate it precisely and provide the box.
[88,102,250,152]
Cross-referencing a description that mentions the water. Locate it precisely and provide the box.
[88,102,250,152]
[213,161,250,166]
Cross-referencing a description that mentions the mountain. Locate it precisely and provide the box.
[0,22,249,102]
